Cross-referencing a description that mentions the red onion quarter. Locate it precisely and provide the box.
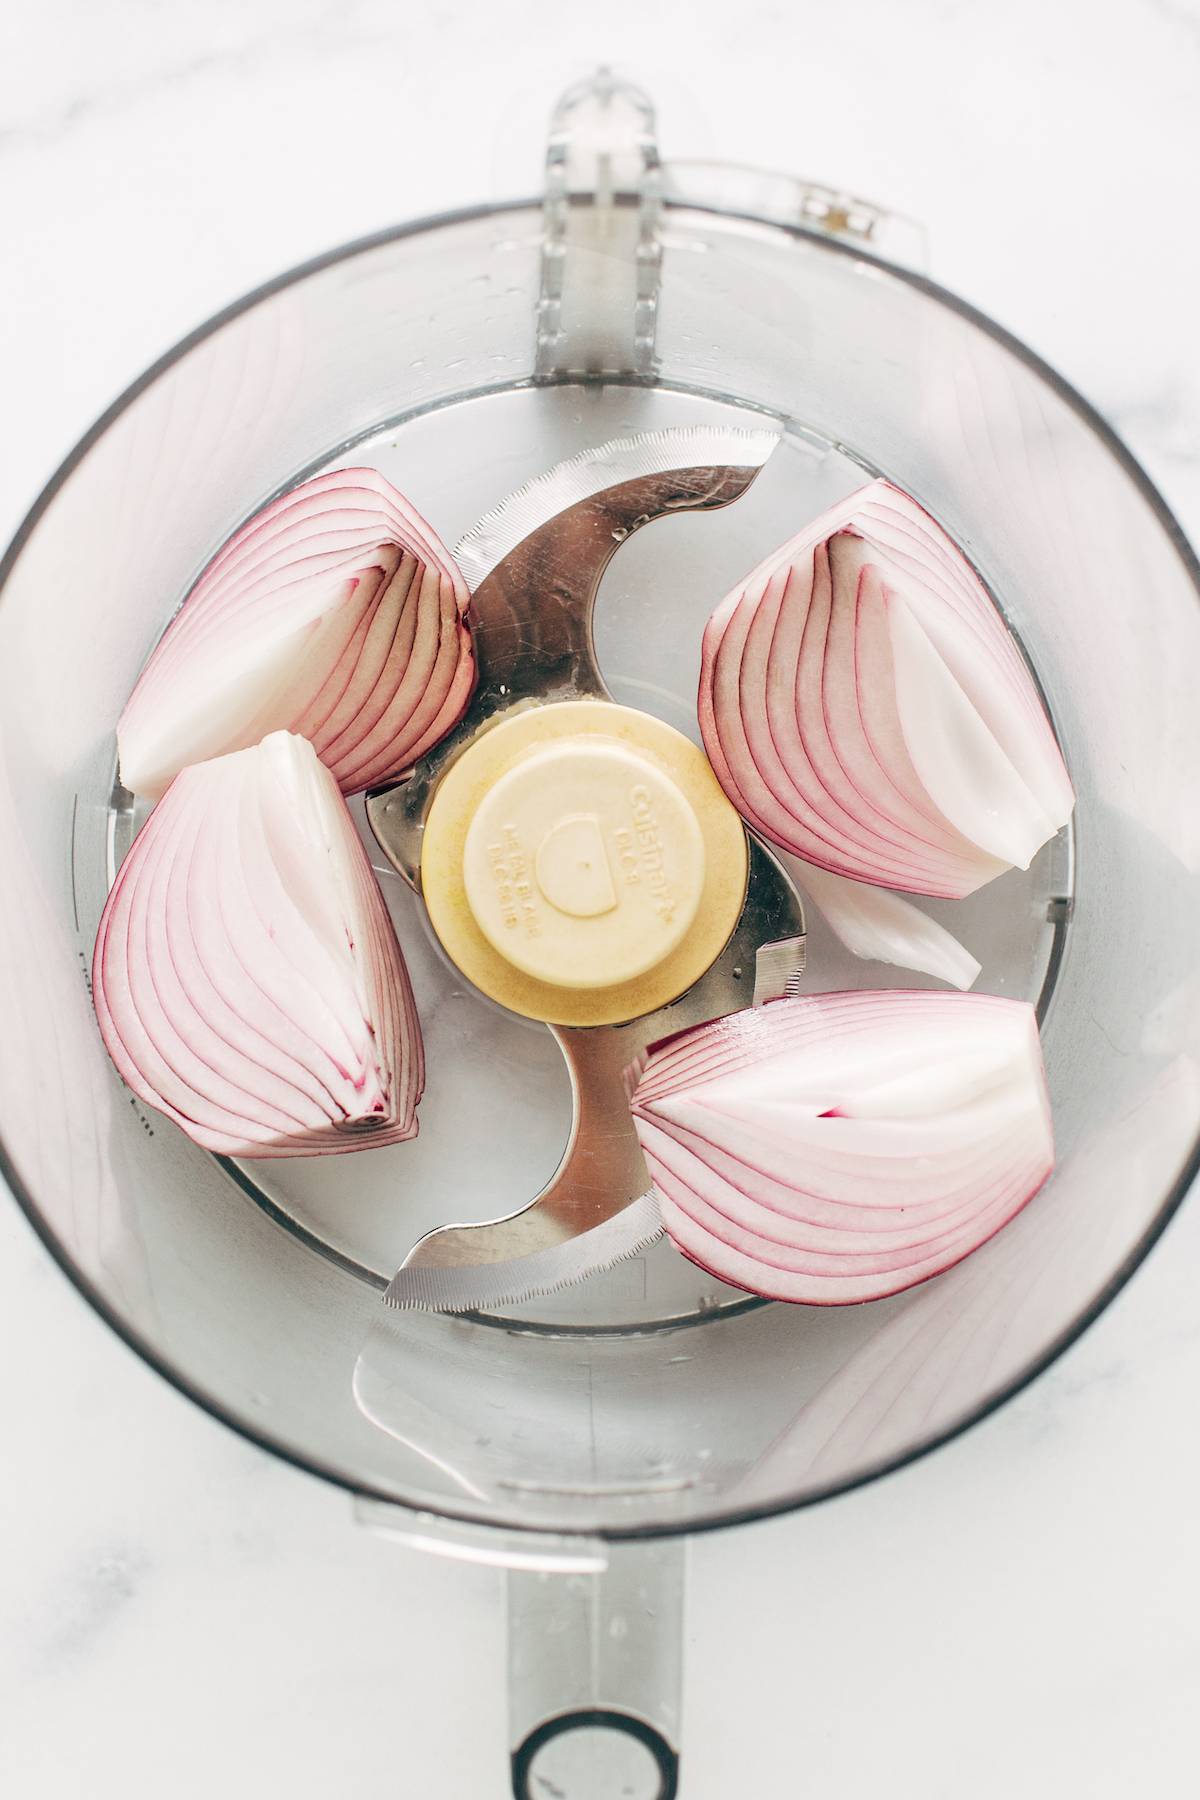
[631,990,1054,1304]
[118,468,474,800]
[94,732,423,1157]
[699,480,1074,898]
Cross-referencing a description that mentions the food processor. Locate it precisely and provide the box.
[2,68,1198,1798]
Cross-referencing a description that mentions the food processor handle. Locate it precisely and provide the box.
[507,1539,685,1800]
[356,1500,685,1795]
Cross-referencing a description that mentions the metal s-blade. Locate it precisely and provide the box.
[454,423,781,593]
[381,1190,664,1314]
[380,838,804,1315]
[363,428,797,1318]
[367,424,782,890]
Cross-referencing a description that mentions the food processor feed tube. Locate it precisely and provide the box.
[7,60,1200,1800]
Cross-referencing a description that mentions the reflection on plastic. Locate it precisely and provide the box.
[0,767,157,1329]
[734,1055,1200,1499]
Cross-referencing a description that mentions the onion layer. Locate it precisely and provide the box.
[698,480,1074,898]
[118,468,474,800]
[793,859,980,991]
[630,990,1053,1305]
[94,731,423,1157]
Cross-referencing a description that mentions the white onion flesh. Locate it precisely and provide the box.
[94,731,423,1157]
[794,859,980,991]
[699,480,1075,899]
[118,468,474,801]
[630,991,1054,1305]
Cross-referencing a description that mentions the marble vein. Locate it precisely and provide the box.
[0,0,381,153]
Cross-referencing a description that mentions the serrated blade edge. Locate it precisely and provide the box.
[454,423,781,591]
[382,1190,665,1314]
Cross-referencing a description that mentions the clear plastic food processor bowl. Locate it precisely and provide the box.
[3,71,1198,1800]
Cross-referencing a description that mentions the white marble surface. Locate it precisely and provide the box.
[2,1,1200,1794]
